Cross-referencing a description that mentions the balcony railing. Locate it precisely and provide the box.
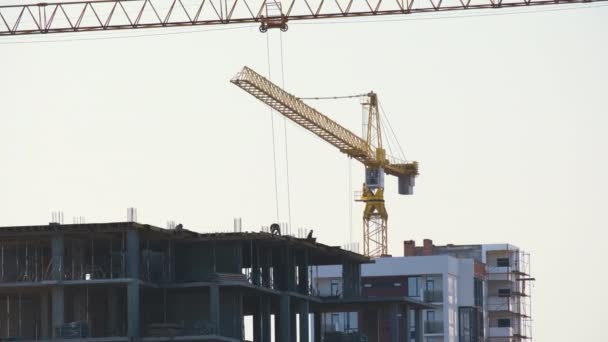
[424,289,443,303]
[488,327,514,337]
[424,320,444,334]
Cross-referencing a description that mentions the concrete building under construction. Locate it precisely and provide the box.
[0,221,433,341]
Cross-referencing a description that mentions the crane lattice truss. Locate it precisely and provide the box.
[0,0,604,36]
[232,66,373,162]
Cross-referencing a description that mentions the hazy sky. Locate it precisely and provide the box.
[1,2,607,340]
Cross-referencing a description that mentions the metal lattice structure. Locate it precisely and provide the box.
[0,0,605,36]
[232,67,372,160]
[232,66,418,257]
[486,248,534,341]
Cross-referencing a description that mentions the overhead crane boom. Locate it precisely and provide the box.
[0,0,604,36]
[231,67,418,177]
[232,66,418,257]
[232,66,371,164]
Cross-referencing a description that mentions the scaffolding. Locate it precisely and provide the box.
[486,247,534,341]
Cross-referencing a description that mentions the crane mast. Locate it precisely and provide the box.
[232,66,418,257]
[361,92,389,257]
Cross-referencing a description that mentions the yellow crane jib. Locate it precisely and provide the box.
[231,66,419,257]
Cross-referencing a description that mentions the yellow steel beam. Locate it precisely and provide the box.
[231,66,373,160]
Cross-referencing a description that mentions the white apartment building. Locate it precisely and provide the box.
[312,240,533,342]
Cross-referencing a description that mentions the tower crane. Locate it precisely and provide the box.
[1,0,601,253]
[231,66,418,257]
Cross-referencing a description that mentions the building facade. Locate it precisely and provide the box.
[313,239,533,342]
[0,221,432,342]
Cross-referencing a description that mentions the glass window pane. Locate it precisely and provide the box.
[408,276,420,297]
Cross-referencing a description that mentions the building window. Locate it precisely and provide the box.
[408,276,421,297]
[498,288,511,297]
[330,313,340,328]
[426,278,435,291]
[474,278,483,308]
[496,258,510,267]
[497,318,511,328]
[330,279,340,296]
[459,307,482,342]
[426,310,435,322]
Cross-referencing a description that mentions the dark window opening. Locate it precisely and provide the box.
[498,288,511,297]
[496,258,510,267]
[459,307,483,342]
[497,318,511,328]
[474,278,483,308]
[408,276,421,297]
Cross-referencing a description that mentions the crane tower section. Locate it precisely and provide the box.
[231,66,418,257]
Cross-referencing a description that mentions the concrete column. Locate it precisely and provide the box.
[253,313,262,342]
[40,291,50,339]
[290,309,297,342]
[209,285,220,335]
[253,297,262,342]
[299,300,310,342]
[272,262,281,291]
[313,312,322,342]
[298,250,309,294]
[108,288,119,335]
[261,252,271,289]
[126,230,140,338]
[236,292,244,340]
[415,308,423,342]
[390,304,399,342]
[288,250,296,292]
[51,235,64,281]
[279,293,291,342]
[255,296,271,342]
[165,240,175,283]
[252,244,261,286]
[275,247,292,291]
[403,305,410,342]
[278,247,295,292]
[376,309,381,342]
[126,230,140,279]
[51,235,64,337]
[51,287,64,338]
[127,283,139,338]
[274,314,281,342]
[261,296,271,342]
[341,261,361,299]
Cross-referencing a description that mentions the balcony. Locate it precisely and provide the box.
[487,296,512,312]
[423,289,443,303]
[424,320,444,334]
[488,327,514,337]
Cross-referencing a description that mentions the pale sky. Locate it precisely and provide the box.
[1,3,607,340]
